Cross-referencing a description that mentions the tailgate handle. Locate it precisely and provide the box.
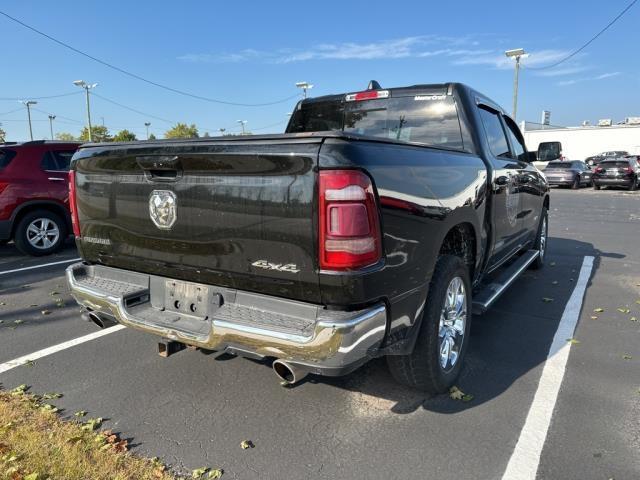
[136,155,182,182]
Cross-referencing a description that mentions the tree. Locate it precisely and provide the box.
[79,125,111,142]
[164,123,199,139]
[112,129,137,142]
[0,127,6,143]
[148,133,157,140]
[55,132,76,141]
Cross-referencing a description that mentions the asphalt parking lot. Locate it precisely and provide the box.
[1,188,639,480]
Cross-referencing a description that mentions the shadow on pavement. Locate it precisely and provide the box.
[300,237,622,414]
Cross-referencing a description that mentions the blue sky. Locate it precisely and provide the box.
[1,0,638,141]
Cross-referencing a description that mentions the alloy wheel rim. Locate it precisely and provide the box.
[26,218,60,250]
[438,276,467,372]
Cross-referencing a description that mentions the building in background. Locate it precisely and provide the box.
[521,118,640,160]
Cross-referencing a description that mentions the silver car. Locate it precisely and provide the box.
[544,161,593,189]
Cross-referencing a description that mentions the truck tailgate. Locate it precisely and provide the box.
[72,137,321,303]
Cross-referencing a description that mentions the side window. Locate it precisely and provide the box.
[51,151,73,171]
[503,118,527,162]
[41,150,73,171]
[478,106,510,158]
[41,152,57,170]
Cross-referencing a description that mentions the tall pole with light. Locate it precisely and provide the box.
[73,80,98,141]
[144,122,151,140]
[237,120,247,135]
[218,128,226,136]
[48,115,56,140]
[505,49,526,120]
[295,81,313,99]
[21,100,37,141]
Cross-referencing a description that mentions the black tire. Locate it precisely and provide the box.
[387,255,472,393]
[530,207,548,270]
[629,177,638,191]
[14,209,67,256]
[593,184,601,191]
[571,175,580,190]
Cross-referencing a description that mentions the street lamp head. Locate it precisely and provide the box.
[49,115,56,120]
[237,120,247,124]
[505,48,525,58]
[73,80,85,87]
[144,122,151,127]
[295,82,313,89]
[21,100,37,106]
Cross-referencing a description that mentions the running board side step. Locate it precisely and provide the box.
[472,249,540,315]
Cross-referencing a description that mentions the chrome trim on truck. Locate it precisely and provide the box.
[66,262,387,376]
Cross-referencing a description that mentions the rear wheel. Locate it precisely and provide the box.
[14,210,67,256]
[387,255,471,393]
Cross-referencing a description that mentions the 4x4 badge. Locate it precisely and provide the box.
[251,260,300,273]
[149,190,177,230]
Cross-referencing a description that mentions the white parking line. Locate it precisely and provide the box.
[0,325,125,374]
[501,255,594,480]
[0,258,80,276]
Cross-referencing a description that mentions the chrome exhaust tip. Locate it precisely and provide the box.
[273,359,308,385]
[88,311,117,329]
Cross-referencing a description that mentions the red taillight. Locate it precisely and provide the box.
[345,90,390,102]
[319,170,382,270]
[595,167,603,173]
[625,167,634,174]
[68,170,81,237]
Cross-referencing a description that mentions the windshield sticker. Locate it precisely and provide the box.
[414,95,446,101]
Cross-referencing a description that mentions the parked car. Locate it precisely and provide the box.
[66,82,549,393]
[585,151,629,166]
[592,156,640,191]
[543,160,593,189]
[0,140,80,255]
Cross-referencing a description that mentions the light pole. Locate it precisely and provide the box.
[48,115,56,140]
[505,49,526,120]
[237,120,247,135]
[295,81,313,99]
[73,80,98,141]
[144,122,151,140]
[218,128,226,136]
[21,100,37,141]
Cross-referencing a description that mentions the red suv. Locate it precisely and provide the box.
[0,140,80,255]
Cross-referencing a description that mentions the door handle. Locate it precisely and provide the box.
[48,177,66,182]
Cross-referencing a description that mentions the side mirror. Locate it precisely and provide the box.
[537,141,562,162]
[526,151,537,163]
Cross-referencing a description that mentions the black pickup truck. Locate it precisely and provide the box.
[66,82,549,393]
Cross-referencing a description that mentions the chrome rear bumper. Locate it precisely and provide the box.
[66,262,387,376]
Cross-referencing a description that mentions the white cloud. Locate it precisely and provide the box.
[177,36,488,64]
[557,71,622,86]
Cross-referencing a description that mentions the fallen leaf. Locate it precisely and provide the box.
[9,384,28,396]
[240,440,254,449]
[74,410,87,417]
[550,262,556,266]
[13,319,24,325]
[42,393,62,400]
[208,469,224,479]
[24,473,40,480]
[552,280,559,285]
[0,302,5,306]
[631,317,637,322]
[617,308,631,314]
[590,316,598,320]
[41,310,51,315]
[192,467,209,478]
[40,404,58,413]
[622,354,632,360]
[49,291,60,296]
[594,308,604,313]
[81,418,102,431]
[635,300,640,305]
[449,385,468,401]
[24,359,35,367]
[542,297,554,303]
[567,338,580,345]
